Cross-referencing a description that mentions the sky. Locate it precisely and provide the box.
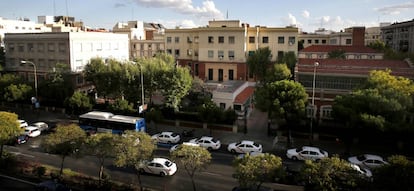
[1,0,413,32]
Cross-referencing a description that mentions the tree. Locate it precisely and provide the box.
[0,47,5,71]
[299,156,367,191]
[247,47,272,81]
[0,74,24,101]
[198,99,223,133]
[333,70,414,132]
[3,84,32,102]
[373,155,414,191]
[255,80,308,144]
[233,153,284,191]
[39,63,74,106]
[0,111,21,158]
[108,99,135,115]
[84,133,116,186]
[264,63,292,83]
[279,52,297,78]
[171,144,211,191]
[163,65,193,111]
[113,131,156,191]
[42,123,87,177]
[328,49,346,59]
[65,91,93,115]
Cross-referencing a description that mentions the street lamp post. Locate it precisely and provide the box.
[310,61,319,144]
[21,60,38,99]
[132,61,145,113]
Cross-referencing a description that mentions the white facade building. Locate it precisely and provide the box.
[0,17,49,46]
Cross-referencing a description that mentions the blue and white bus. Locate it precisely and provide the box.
[79,111,146,134]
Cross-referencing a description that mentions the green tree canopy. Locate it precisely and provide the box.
[332,69,414,131]
[328,49,346,59]
[373,155,414,191]
[299,156,368,191]
[247,47,272,80]
[65,91,93,115]
[113,131,156,191]
[42,123,87,176]
[171,144,211,191]
[0,111,21,157]
[3,84,32,102]
[264,63,292,83]
[233,153,284,191]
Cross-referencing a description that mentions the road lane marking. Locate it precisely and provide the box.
[9,151,35,158]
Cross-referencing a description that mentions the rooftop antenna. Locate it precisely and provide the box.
[65,0,69,16]
[226,9,228,19]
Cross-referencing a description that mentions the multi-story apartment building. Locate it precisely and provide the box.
[0,17,50,47]
[299,27,365,49]
[165,20,298,82]
[381,19,414,53]
[4,32,129,90]
[113,21,165,59]
[295,45,414,122]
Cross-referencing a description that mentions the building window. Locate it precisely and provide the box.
[166,37,172,43]
[175,37,179,43]
[248,51,255,56]
[208,36,214,43]
[58,43,66,53]
[167,49,172,54]
[18,44,24,52]
[330,39,337,45]
[194,36,199,43]
[249,36,255,43]
[187,36,192,43]
[288,36,295,45]
[219,103,226,109]
[229,36,235,44]
[48,43,55,52]
[228,50,235,60]
[229,69,234,80]
[346,39,352,45]
[187,49,192,56]
[27,43,34,52]
[208,50,214,58]
[175,49,180,57]
[278,36,285,44]
[306,53,312,58]
[322,39,327,44]
[320,105,333,119]
[218,51,224,60]
[355,54,361,59]
[195,63,199,76]
[218,36,224,43]
[315,39,319,44]
[262,36,269,43]
[8,43,15,52]
[194,50,198,56]
[307,39,312,44]
[208,68,213,80]
[277,51,284,61]
[368,55,375,59]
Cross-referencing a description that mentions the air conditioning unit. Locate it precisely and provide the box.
[219,56,223,60]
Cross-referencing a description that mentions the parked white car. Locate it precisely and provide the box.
[286,146,328,161]
[169,142,199,153]
[23,126,41,137]
[18,120,28,128]
[189,136,221,150]
[227,140,262,154]
[139,158,177,176]
[151,132,181,144]
[350,164,372,178]
[31,122,49,132]
[348,154,388,169]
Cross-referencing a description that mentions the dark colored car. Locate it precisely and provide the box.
[35,180,71,191]
[6,135,29,145]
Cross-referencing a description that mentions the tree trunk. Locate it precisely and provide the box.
[59,156,66,177]
[191,175,197,191]
[136,170,143,191]
[99,159,105,186]
[0,144,3,158]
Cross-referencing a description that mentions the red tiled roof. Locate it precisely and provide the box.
[297,58,414,78]
[234,86,255,104]
[300,45,379,54]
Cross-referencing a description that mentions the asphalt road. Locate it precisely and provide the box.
[0,175,37,190]
[4,136,250,191]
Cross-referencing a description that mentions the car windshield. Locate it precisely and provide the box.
[235,142,242,145]
[357,155,367,161]
[319,149,326,154]
[296,148,303,152]
[164,160,173,167]
[171,133,179,137]
[253,143,260,147]
[212,138,218,143]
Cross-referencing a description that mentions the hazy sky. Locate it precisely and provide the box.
[1,0,413,32]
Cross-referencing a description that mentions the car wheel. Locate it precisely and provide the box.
[207,147,212,151]
[231,149,236,154]
[160,171,166,177]
[292,156,298,161]
[139,168,145,174]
